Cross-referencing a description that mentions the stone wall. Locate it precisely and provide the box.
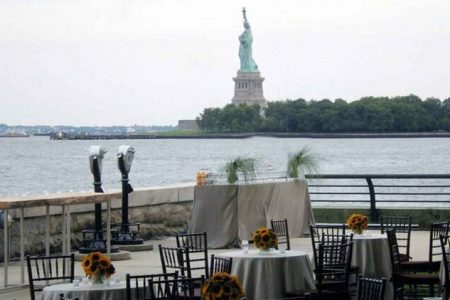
[0,184,195,261]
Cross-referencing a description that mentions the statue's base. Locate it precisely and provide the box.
[232,71,266,108]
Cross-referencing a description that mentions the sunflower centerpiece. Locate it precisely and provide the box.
[252,227,278,252]
[201,272,244,300]
[81,252,115,284]
[346,213,369,234]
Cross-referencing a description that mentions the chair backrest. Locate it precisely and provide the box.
[27,253,75,300]
[381,215,412,260]
[440,235,450,300]
[316,240,353,293]
[309,223,347,267]
[148,275,205,300]
[176,232,209,278]
[429,221,449,262]
[210,255,233,276]
[356,275,386,300]
[271,218,291,250]
[386,228,403,273]
[158,245,190,278]
[125,272,178,300]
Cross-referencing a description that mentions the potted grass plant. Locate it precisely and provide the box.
[287,147,318,179]
[225,157,257,184]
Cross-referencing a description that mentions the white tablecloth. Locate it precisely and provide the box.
[41,281,127,300]
[220,249,315,300]
[352,233,392,300]
[189,181,315,248]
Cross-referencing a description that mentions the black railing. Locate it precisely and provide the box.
[305,174,450,221]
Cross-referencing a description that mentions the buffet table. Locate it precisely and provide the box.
[188,181,314,248]
[220,249,315,300]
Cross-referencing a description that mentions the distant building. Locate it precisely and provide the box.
[231,8,267,108]
[177,120,199,131]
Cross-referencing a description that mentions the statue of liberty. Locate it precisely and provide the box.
[239,8,259,72]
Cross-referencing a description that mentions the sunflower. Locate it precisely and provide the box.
[347,213,369,234]
[202,272,244,300]
[81,252,115,279]
[252,227,278,250]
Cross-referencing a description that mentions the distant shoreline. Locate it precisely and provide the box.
[48,132,450,140]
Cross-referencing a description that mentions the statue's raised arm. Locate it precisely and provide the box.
[238,7,259,72]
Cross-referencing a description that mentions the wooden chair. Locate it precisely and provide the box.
[159,245,190,278]
[315,241,354,298]
[176,232,209,278]
[386,229,440,299]
[125,271,178,300]
[286,240,353,300]
[440,234,450,300]
[356,275,386,300]
[381,215,412,262]
[428,220,449,263]
[27,253,75,300]
[209,254,233,276]
[309,224,347,267]
[271,218,291,250]
[310,225,358,296]
[148,275,205,300]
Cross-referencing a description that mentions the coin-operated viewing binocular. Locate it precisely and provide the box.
[112,145,143,245]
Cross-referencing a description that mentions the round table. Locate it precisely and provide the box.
[41,281,127,300]
[352,233,392,300]
[219,249,315,300]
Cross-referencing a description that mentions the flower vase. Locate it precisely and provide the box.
[258,248,275,254]
[92,275,104,285]
[352,229,364,235]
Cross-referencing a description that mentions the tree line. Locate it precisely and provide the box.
[196,95,450,133]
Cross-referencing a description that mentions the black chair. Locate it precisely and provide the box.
[309,224,347,268]
[27,253,75,300]
[148,275,205,300]
[286,239,353,300]
[125,272,179,300]
[159,245,190,278]
[176,232,208,278]
[428,220,449,263]
[209,254,233,276]
[381,215,412,262]
[356,275,386,300]
[315,241,354,298]
[310,226,358,296]
[271,218,291,250]
[386,229,440,299]
[440,234,450,300]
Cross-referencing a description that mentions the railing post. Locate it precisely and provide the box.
[365,177,379,221]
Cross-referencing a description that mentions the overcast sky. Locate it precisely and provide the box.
[1,0,450,126]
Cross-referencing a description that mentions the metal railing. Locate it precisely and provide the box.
[305,174,450,220]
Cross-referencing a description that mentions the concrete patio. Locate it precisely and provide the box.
[0,229,434,300]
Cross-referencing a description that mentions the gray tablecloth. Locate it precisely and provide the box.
[220,249,315,300]
[352,233,393,300]
[189,181,314,248]
[41,281,127,300]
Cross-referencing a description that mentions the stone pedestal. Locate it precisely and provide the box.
[231,71,267,108]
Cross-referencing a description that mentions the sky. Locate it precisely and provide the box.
[1,0,450,126]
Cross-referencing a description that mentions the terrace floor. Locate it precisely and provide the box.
[0,230,433,300]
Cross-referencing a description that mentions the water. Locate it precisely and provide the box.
[1,136,449,198]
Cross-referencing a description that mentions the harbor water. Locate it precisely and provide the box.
[1,136,450,198]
